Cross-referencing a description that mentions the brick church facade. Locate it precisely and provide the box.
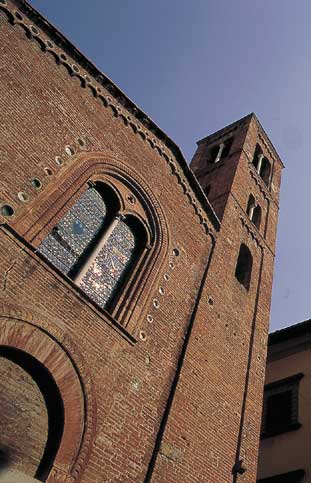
[0,1,283,482]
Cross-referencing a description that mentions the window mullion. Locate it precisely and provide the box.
[249,204,255,221]
[257,154,264,175]
[74,214,122,286]
[214,142,225,163]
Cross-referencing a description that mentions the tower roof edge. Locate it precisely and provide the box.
[249,113,285,169]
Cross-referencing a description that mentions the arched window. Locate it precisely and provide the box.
[252,144,262,171]
[260,158,271,186]
[235,244,253,290]
[221,137,233,158]
[210,144,220,163]
[246,195,262,230]
[246,194,255,219]
[252,205,262,229]
[37,183,147,312]
[208,137,233,163]
[252,144,271,186]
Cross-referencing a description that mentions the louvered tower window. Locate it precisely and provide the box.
[261,373,303,439]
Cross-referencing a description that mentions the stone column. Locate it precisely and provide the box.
[74,215,122,285]
[257,154,264,175]
[214,142,226,163]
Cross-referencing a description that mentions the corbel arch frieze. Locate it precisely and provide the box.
[0,303,96,483]
[13,152,169,253]
[0,1,216,235]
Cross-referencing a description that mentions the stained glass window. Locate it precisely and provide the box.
[80,220,137,309]
[38,188,107,274]
[37,185,142,312]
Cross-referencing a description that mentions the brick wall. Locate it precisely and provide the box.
[0,1,283,482]
[0,355,48,477]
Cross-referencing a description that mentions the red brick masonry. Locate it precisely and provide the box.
[0,1,283,482]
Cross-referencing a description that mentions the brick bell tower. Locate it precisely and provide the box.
[148,114,284,483]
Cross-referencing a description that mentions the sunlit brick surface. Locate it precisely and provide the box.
[0,1,283,482]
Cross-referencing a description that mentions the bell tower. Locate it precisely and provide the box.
[149,114,284,482]
[190,113,282,236]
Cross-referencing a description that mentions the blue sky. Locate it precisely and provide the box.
[29,0,311,331]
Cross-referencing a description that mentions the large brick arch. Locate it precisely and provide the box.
[0,304,96,483]
[12,152,170,331]
[13,152,169,252]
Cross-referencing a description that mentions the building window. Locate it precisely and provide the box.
[257,469,305,483]
[37,183,147,312]
[209,137,233,163]
[252,144,271,186]
[210,144,221,163]
[247,194,255,218]
[252,205,262,229]
[235,244,253,290]
[252,144,261,170]
[260,158,271,185]
[246,195,261,229]
[261,373,303,439]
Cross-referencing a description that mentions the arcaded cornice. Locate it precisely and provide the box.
[0,0,220,233]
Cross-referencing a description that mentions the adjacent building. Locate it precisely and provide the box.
[257,321,311,482]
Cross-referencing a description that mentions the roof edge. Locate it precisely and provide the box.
[251,113,285,169]
[269,319,311,346]
[197,112,285,169]
[196,113,253,145]
[11,0,220,230]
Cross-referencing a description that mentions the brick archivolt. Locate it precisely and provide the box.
[0,304,96,483]
[14,153,169,247]
[11,153,171,330]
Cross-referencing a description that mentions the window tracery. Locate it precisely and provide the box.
[38,183,147,312]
